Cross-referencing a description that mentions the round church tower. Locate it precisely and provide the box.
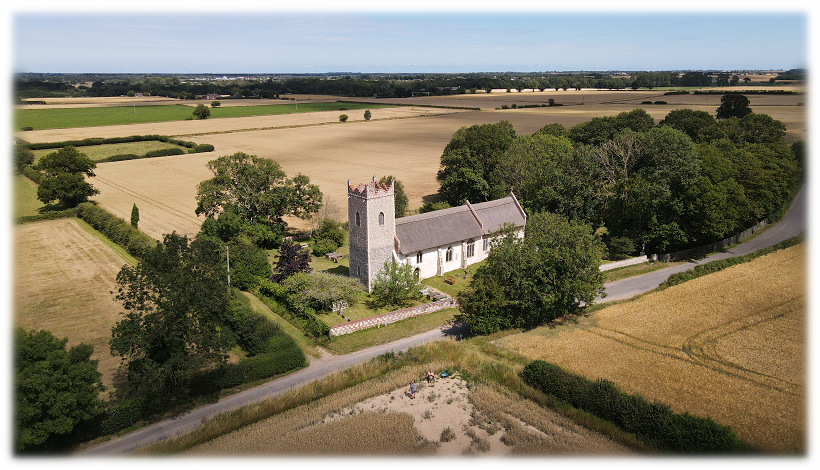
[347,176,396,292]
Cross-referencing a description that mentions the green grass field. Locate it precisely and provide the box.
[31,140,189,163]
[15,102,390,131]
[13,175,44,218]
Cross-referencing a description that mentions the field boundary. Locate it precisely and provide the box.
[329,297,458,337]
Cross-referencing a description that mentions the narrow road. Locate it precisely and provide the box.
[80,189,806,456]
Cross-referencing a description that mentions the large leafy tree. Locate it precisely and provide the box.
[457,213,605,335]
[15,328,105,452]
[658,109,723,144]
[110,233,234,397]
[715,93,752,120]
[370,260,421,308]
[378,175,409,218]
[436,121,516,205]
[270,238,312,283]
[195,152,322,230]
[35,146,99,207]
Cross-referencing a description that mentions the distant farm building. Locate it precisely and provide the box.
[348,176,526,291]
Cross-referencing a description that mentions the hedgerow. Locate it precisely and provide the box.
[15,208,78,224]
[257,280,331,338]
[75,202,156,258]
[523,360,745,453]
[659,233,805,289]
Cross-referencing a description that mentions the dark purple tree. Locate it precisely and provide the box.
[270,238,312,283]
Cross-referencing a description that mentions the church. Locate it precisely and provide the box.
[348,176,527,291]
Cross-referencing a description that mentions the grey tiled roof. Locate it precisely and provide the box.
[395,193,526,254]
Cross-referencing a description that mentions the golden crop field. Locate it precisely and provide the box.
[13,218,133,393]
[187,364,630,456]
[495,244,806,452]
[16,89,805,239]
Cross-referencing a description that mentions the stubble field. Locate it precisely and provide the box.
[495,244,806,452]
[14,218,134,393]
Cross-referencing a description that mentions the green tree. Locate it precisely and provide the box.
[130,203,139,229]
[379,175,409,217]
[419,201,451,213]
[457,213,605,335]
[15,328,105,452]
[15,146,35,173]
[436,121,516,205]
[370,260,421,308]
[211,101,221,108]
[193,103,211,119]
[658,109,723,144]
[34,146,99,207]
[339,114,348,122]
[227,241,273,291]
[715,93,752,120]
[110,233,234,397]
[195,152,322,229]
[281,271,363,312]
[364,109,372,121]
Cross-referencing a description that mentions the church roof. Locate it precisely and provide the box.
[395,193,526,254]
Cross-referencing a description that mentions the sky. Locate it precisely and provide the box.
[8,1,812,74]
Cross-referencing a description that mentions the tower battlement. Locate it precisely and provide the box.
[348,176,394,198]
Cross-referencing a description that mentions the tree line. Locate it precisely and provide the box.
[436,94,802,258]
[15,70,773,101]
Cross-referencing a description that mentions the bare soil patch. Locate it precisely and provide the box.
[188,371,629,456]
[496,244,806,452]
[14,218,131,394]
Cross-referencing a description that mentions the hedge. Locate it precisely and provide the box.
[16,207,78,224]
[21,165,42,184]
[523,360,745,453]
[75,202,156,258]
[659,234,805,290]
[20,134,213,153]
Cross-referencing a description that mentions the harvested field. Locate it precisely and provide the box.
[13,218,133,393]
[187,369,629,456]
[495,244,806,452]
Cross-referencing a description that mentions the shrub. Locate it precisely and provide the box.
[339,114,348,122]
[191,143,215,153]
[211,101,221,108]
[364,110,372,121]
[607,236,636,260]
[21,126,33,131]
[257,279,332,339]
[280,271,363,312]
[440,427,456,442]
[144,148,185,158]
[641,101,653,105]
[315,218,345,247]
[99,396,146,435]
[312,238,338,257]
[654,101,667,105]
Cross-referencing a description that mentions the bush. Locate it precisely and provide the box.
[99,396,146,435]
[312,238,338,257]
[315,218,346,247]
[654,101,668,105]
[21,126,33,131]
[144,148,185,158]
[523,360,744,453]
[339,114,348,122]
[257,279,332,338]
[191,143,215,153]
[280,271,363,312]
[16,208,78,224]
[21,165,43,184]
[641,101,653,105]
[607,236,636,260]
[211,101,221,108]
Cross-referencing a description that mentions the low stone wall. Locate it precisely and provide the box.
[329,297,458,337]
[599,255,648,272]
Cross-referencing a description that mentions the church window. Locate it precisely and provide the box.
[467,240,475,258]
[416,252,423,263]
[483,238,489,252]
[355,212,360,227]
[446,247,453,262]
[379,212,385,227]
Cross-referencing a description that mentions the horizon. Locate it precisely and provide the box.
[12,12,807,74]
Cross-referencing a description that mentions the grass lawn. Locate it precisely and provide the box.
[31,140,190,163]
[15,102,391,131]
[420,261,486,297]
[323,308,457,355]
[14,174,44,218]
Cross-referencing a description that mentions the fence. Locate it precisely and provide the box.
[658,219,768,262]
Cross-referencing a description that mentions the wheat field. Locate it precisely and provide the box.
[495,244,807,452]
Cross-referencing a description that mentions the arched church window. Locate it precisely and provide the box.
[467,239,475,258]
[355,212,360,227]
[379,212,385,227]
[446,246,453,262]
